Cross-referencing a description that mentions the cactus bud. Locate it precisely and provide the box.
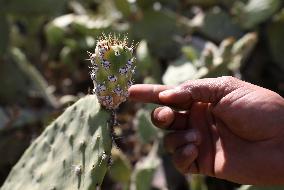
[88,34,136,109]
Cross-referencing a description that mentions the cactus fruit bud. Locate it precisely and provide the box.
[88,34,136,109]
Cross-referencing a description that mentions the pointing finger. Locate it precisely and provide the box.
[128,84,172,104]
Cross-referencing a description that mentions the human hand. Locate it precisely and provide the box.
[129,76,284,185]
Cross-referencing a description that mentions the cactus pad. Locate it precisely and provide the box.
[88,34,136,110]
[1,95,112,190]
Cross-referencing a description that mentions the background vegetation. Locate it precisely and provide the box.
[0,0,284,189]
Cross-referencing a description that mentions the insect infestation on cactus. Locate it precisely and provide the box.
[87,34,136,111]
[87,33,136,134]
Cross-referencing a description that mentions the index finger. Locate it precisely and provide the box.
[128,84,172,104]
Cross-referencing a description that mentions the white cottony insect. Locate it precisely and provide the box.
[131,66,136,74]
[114,51,120,56]
[128,47,133,53]
[89,64,98,72]
[89,64,98,69]
[127,80,133,88]
[87,51,96,59]
[124,91,129,98]
[113,86,123,95]
[119,66,128,75]
[98,46,108,54]
[102,96,113,106]
[108,75,117,82]
[95,83,106,94]
[87,51,96,65]
[72,165,82,176]
[90,59,95,65]
[126,59,133,69]
[98,51,104,59]
[90,71,96,81]
[99,151,108,166]
[101,60,111,69]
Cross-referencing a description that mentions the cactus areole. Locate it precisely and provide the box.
[88,34,135,110]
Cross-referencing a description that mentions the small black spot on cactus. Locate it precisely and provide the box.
[61,123,67,132]
[73,106,77,111]
[62,159,66,167]
[69,134,74,146]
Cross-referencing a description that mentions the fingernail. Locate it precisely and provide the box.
[160,89,176,97]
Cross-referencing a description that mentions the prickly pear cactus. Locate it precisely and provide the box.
[88,34,136,110]
[1,95,112,190]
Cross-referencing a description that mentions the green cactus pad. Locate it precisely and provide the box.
[88,34,136,110]
[1,95,112,190]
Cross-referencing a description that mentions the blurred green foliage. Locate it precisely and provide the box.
[0,0,284,189]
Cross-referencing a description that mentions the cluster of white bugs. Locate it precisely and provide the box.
[90,71,96,81]
[87,51,98,81]
[127,80,133,88]
[119,66,128,75]
[72,164,82,176]
[97,41,109,59]
[107,75,117,82]
[94,83,106,94]
[101,59,111,70]
[126,59,133,69]
[99,95,113,107]
[113,86,123,95]
[98,151,109,167]
[114,51,120,56]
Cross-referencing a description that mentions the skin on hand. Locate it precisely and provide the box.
[129,76,284,185]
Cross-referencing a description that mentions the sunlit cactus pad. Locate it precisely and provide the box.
[88,34,136,110]
[1,95,112,190]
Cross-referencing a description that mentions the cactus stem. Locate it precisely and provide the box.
[111,109,119,126]
[105,108,119,151]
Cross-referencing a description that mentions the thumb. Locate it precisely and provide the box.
[159,76,243,109]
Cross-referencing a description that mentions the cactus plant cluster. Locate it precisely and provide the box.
[88,34,136,110]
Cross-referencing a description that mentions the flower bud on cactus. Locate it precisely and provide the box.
[88,34,136,109]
